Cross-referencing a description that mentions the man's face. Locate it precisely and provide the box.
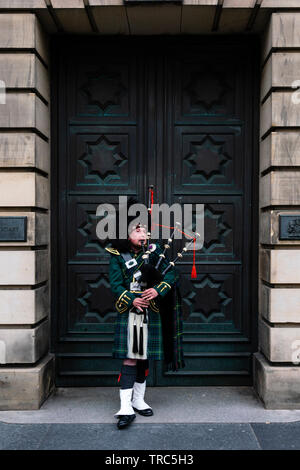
[128,226,147,248]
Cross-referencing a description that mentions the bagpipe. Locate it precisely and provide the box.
[137,185,200,288]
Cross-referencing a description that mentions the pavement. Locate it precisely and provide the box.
[1,386,300,450]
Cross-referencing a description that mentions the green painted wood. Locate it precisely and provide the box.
[51,35,259,387]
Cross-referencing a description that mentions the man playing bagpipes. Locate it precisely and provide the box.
[105,188,198,430]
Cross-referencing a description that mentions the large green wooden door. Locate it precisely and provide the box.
[51,36,259,387]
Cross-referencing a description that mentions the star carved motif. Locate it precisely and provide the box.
[80,71,127,112]
[184,135,231,183]
[77,275,114,323]
[185,68,229,110]
[183,275,232,323]
[79,135,127,185]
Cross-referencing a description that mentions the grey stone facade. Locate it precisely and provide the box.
[0,1,299,409]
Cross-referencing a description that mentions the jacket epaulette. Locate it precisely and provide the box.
[105,247,120,255]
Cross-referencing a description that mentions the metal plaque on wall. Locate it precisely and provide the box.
[279,215,300,240]
[0,216,27,242]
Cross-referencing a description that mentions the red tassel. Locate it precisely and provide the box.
[191,265,197,279]
[145,368,149,377]
[191,238,197,279]
[150,189,154,213]
[117,373,121,383]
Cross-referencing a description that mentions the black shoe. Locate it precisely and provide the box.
[133,407,153,417]
[117,414,136,429]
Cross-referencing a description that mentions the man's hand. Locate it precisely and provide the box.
[133,297,150,312]
[141,288,159,301]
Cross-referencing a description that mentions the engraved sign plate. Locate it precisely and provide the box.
[0,217,27,242]
[279,215,300,240]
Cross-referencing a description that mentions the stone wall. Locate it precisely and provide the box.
[0,13,54,410]
[254,12,300,408]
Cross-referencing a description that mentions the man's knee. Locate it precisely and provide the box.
[123,359,137,366]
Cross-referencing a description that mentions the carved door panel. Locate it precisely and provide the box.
[153,41,259,386]
[51,37,258,386]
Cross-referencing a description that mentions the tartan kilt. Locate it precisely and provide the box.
[112,304,164,360]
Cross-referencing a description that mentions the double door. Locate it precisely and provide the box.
[51,35,259,386]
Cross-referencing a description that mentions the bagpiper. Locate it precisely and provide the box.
[105,189,198,430]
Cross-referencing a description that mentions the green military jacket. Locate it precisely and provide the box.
[105,243,176,314]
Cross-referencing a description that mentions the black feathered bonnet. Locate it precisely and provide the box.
[108,196,145,253]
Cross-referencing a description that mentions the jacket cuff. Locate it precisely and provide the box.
[115,290,135,313]
[153,281,172,298]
